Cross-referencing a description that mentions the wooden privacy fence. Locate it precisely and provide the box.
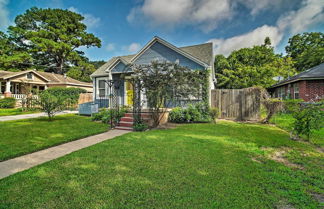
[211,88,261,121]
[78,93,93,104]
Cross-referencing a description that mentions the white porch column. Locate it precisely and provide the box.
[44,85,48,90]
[4,80,12,98]
[5,81,11,93]
[0,81,2,93]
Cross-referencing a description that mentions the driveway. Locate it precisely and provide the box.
[0,110,78,122]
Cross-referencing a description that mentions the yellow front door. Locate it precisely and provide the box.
[126,81,133,106]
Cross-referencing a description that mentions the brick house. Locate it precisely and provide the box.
[268,63,324,101]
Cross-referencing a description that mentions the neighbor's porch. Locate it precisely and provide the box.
[0,80,47,99]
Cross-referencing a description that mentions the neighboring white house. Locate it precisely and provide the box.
[90,36,215,108]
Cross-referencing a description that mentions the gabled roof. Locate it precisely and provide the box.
[0,70,92,87]
[91,36,213,78]
[270,63,324,88]
[130,36,210,67]
[1,70,50,81]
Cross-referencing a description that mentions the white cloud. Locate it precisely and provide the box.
[123,43,141,53]
[105,43,115,51]
[68,7,100,28]
[209,0,324,55]
[0,0,9,29]
[127,0,287,32]
[277,0,324,34]
[209,25,283,56]
[238,0,286,16]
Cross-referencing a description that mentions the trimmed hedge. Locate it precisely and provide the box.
[0,97,16,108]
[45,87,86,103]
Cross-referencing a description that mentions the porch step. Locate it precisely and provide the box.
[118,121,133,127]
[120,117,134,122]
[124,112,152,119]
[115,126,133,131]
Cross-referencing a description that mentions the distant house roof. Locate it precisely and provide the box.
[91,36,213,77]
[0,70,92,87]
[270,63,324,88]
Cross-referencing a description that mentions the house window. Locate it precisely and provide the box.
[278,87,285,99]
[98,80,106,97]
[294,83,299,99]
[26,72,33,80]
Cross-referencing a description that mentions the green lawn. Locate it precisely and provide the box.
[0,121,323,208]
[0,108,40,116]
[0,114,108,161]
[270,113,324,146]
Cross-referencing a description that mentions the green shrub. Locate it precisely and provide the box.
[91,107,128,125]
[133,120,148,132]
[292,104,324,140]
[283,99,303,113]
[209,107,219,123]
[0,97,16,108]
[168,107,185,123]
[169,102,211,123]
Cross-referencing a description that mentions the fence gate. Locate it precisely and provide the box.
[211,88,261,121]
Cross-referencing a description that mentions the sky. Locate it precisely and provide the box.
[0,0,323,61]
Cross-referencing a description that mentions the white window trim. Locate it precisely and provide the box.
[26,72,33,80]
[294,83,299,99]
[96,78,107,98]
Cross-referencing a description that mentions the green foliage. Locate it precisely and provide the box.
[215,38,296,89]
[286,32,324,72]
[0,31,32,71]
[38,91,65,121]
[39,87,86,120]
[283,99,303,113]
[168,107,185,123]
[133,120,148,132]
[6,7,101,78]
[292,104,324,140]
[92,107,128,126]
[66,59,96,82]
[169,102,211,123]
[0,97,16,108]
[209,107,219,123]
[45,87,86,105]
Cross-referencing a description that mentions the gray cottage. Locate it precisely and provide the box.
[90,36,214,108]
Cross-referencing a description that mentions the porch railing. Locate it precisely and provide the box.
[11,94,27,99]
[10,94,38,100]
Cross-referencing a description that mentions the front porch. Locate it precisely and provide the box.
[0,81,47,99]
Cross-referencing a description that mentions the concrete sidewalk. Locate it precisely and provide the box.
[0,129,131,179]
[0,110,78,122]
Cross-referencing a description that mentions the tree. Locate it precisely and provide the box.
[132,61,208,127]
[285,32,324,72]
[0,31,32,71]
[215,38,296,89]
[38,91,65,121]
[8,7,101,74]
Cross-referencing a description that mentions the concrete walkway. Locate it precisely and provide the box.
[0,110,78,122]
[0,129,131,179]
